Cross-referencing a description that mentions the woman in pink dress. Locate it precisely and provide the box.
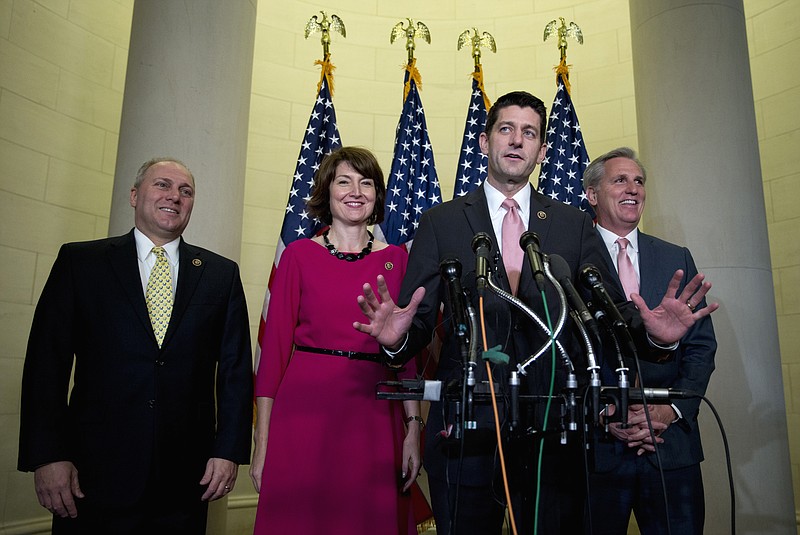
[250,147,424,534]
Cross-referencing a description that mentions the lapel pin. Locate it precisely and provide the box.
[537,210,547,220]
[192,258,202,266]
[385,262,394,271]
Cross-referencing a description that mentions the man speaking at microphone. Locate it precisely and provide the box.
[354,92,717,534]
[584,147,717,534]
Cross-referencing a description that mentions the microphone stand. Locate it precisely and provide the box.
[570,309,601,427]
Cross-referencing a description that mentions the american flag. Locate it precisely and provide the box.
[454,70,490,198]
[538,72,594,217]
[255,65,342,368]
[376,62,442,250]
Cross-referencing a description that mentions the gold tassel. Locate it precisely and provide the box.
[315,54,336,97]
[472,64,493,111]
[403,58,423,101]
[555,57,572,96]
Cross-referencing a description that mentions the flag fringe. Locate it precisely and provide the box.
[472,64,493,111]
[315,55,336,97]
[403,58,423,101]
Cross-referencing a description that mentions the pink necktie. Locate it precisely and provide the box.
[502,198,526,294]
[616,237,638,300]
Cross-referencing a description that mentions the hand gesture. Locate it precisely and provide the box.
[632,270,718,346]
[353,275,425,350]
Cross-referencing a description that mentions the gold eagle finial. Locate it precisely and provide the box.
[391,18,431,64]
[543,17,583,61]
[304,11,346,59]
[457,28,496,69]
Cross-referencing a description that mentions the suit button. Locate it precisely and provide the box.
[156,360,165,366]
[147,399,155,409]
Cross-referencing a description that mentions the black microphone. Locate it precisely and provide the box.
[471,232,492,295]
[439,258,469,341]
[549,255,602,345]
[519,231,546,291]
[579,264,627,330]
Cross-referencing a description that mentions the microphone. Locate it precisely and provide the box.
[579,264,627,330]
[439,258,469,343]
[471,232,492,295]
[519,231,546,291]
[549,255,602,345]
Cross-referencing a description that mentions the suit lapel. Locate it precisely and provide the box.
[163,239,205,347]
[107,230,154,342]
[463,186,510,292]
[517,187,554,296]
[637,231,660,307]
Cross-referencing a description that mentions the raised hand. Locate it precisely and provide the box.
[353,275,425,350]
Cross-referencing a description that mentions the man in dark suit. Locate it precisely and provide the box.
[18,157,253,533]
[355,92,717,534]
[584,147,716,534]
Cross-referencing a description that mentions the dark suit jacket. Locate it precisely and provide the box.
[592,229,717,471]
[18,230,253,508]
[394,184,634,485]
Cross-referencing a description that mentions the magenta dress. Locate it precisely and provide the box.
[254,239,415,534]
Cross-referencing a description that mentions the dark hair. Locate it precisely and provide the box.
[133,157,194,189]
[582,147,647,191]
[307,146,386,226]
[484,91,547,138]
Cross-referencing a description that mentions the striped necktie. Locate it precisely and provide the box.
[146,247,173,347]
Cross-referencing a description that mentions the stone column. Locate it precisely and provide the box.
[109,0,256,262]
[630,0,795,532]
[107,1,257,533]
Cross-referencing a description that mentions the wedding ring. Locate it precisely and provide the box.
[687,302,696,312]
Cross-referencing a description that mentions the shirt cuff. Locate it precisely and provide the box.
[382,333,409,359]
[646,332,679,351]
[670,403,683,423]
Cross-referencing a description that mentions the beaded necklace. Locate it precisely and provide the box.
[323,230,374,262]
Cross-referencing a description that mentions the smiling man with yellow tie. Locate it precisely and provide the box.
[18,157,253,534]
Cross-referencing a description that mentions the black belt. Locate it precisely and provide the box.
[295,345,383,364]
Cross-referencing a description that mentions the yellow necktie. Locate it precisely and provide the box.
[146,247,173,347]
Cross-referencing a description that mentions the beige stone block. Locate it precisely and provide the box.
[254,23,294,69]
[325,41,377,82]
[376,1,455,21]
[246,132,297,176]
[759,129,800,181]
[750,38,800,100]
[0,137,48,199]
[621,95,637,138]
[240,242,272,290]
[94,216,110,239]
[10,0,116,85]
[336,110,375,148]
[0,301,34,359]
[779,265,800,315]
[249,94,292,138]
[579,62,635,105]
[575,0,629,32]
[4,469,47,525]
[242,204,284,247]
[0,0,11,38]
[33,252,57,301]
[111,45,128,93]
[45,159,113,216]
[67,0,132,49]
[103,131,119,175]
[760,85,800,139]
[0,245,36,304]
[0,37,59,107]
[788,363,800,413]
[251,61,307,100]
[744,0,786,18]
[768,219,800,269]
[778,313,800,365]
[56,69,124,132]
[750,0,800,55]
[36,0,68,17]
[576,99,624,145]
[0,356,23,413]
[760,128,800,181]
[0,191,97,254]
[0,91,105,170]
[769,173,800,223]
